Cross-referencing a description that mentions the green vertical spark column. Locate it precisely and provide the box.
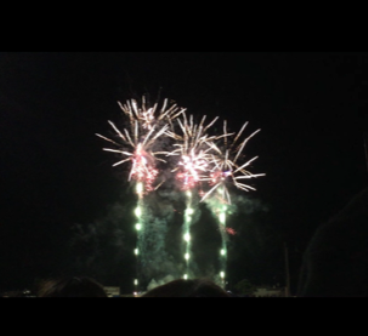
[183,190,193,280]
[134,182,144,291]
[218,187,227,288]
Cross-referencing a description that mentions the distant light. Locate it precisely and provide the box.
[220,249,225,256]
[220,271,225,278]
[134,279,138,285]
[183,274,188,280]
[135,206,142,217]
[135,223,142,231]
[219,212,226,224]
[186,191,192,197]
[184,253,190,260]
[222,205,227,211]
[134,248,139,255]
[184,233,190,242]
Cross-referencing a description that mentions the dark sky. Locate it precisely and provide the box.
[0,52,367,293]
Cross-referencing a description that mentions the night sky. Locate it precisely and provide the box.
[0,52,367,293]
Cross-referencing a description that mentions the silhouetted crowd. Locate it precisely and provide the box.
[1,277,230,297]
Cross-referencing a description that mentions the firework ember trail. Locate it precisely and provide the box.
[201,120,265,286]
[96,96,185,289]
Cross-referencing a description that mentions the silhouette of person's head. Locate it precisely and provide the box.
[38,277,107,297]
[142,279,229,297]
[298,187,368,297]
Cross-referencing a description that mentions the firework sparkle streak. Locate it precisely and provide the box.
[199,120,265,288]
[96,97,184,192]
[97,123,163,192]
[166,113,233,190]
[118,97,186,131]
[200,120,265,205]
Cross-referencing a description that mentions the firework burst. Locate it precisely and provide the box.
[166,113,232,190]
[201,120,265,204]
[118,97,186,131]
[96,120,168,192]
[96,96,185,193]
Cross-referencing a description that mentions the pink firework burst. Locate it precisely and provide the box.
[96,116,169,193]
[176,152,209,190]
[129,144,158,192]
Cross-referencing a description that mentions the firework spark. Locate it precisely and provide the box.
[118,97,186,131]
[201,120,265,204]
[96,97,180,192]
[167,114,232,190]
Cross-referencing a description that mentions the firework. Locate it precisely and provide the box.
[96,96,186,290]
[118,97,186,131]
[96,119,171,193]
[201,120,265,204]
[200,120,265,287]
[96,95,265,289]
[165,113,217,278]
[165,112,235,279]
[167,113,232,190]
[96,96,186,191]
